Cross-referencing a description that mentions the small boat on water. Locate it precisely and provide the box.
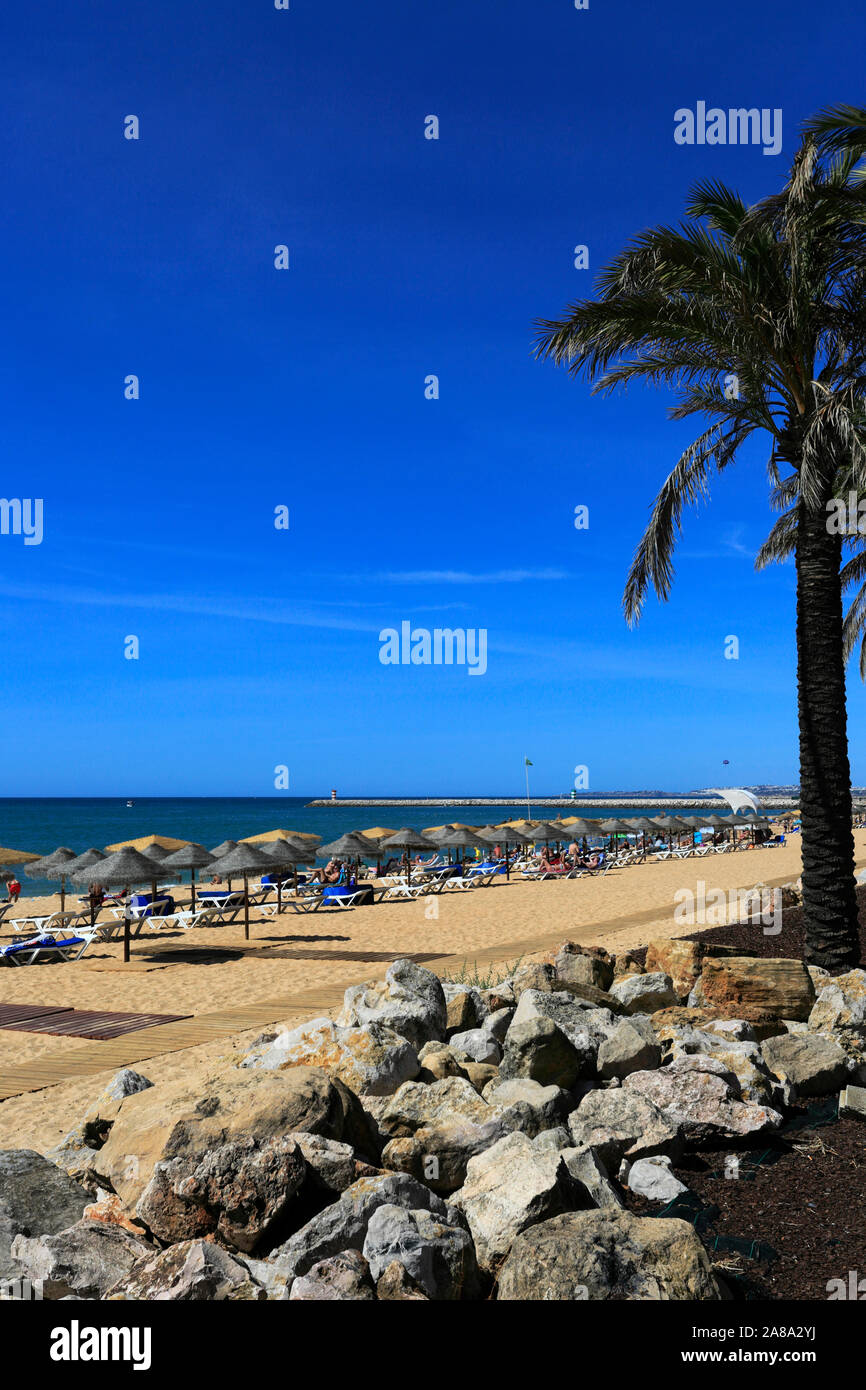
[126,800,134,807]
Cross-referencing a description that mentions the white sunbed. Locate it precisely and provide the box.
[8,908,91,936]
[0,929,98,966]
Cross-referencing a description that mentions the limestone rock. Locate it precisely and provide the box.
[609,972,678,1015]
[496,1209,721,1300]
[839,1085,866,1120]
[451,1131,588,1272]
[692,957,815,1023]
[0,1151,90,1283]
[623,1056,783,1143]
[448,1028,501,1065]
[135,1134,307,1253]
[267,1173,457,1280]
[598,1020,661,1079]
[240,1017,419,1097]
[106,1239,264,1300]
[11,1218,152,1300]
[376,1259,430,1300]
[550,942,614,993]
[624,1156,688,1203]
[645,940,704,1001]
[288,1249,375,1300]
[808,970,866,1032]
[363,1204,479,1299]
[93,1065,376,1210]
[338,958,447,1049]
[761,1033,849,1098]
[567,1090,681,1169]
[498,1017,591,1089]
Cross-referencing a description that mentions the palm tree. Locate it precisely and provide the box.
[534,128,866,969]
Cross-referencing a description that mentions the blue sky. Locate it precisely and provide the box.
[0,0,863,796]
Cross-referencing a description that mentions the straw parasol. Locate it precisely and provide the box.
[25,847,77,911]
[104,834,191,853]
[0,846,41,867]
[360,827,398,842]
[626,816,657,853]
[260,838,309,910]
[319,832,379,858]
[207,842,274,940]
[240,828,322,849]
[379,828,439,885]
[429,826,486,868]
[159,843,215,908]
[72,846,159,962]
[476,824,530,879]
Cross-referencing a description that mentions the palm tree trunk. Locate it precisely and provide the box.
[796,505,859,969]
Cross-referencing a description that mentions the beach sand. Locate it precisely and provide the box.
[0,829,860,1153]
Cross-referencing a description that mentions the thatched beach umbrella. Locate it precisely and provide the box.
[240,828,322,851]
[0,846,42,867]
[379,828,439,886]
[160,843,215,909]
[477,824,530,879]
[260,838,309,910]
[57,849,106,922]
[25,846,77,911]
[600,818,633,851]
[626,816,657,854]
[430,826,486,869]
[318,833,378,887]
[73,846,158,963]
[208,842,274,940]
[360,827,398,842]
[104,834,191,854]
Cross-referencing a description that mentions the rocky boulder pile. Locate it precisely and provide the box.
[5,944,865,1301]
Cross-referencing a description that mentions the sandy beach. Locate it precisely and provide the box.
[1,829,860,1154]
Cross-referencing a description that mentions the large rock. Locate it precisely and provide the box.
[442,983,486,1033]
[567,1089,681,1169]
[451,1132,589,1271]
[511,988,615,1050]
[135,1134,308,1252]
[11,1219,152,1300]
[609,972,678,1015]
[761,1034,849,1097]
[0,1151,90,1282]
[46,1071,155,1189]
[624,1156,688,1203]
[267,1173,458,1280]
[376,1260,429,1300]
[240,1018,419,1097]
[338,959,447,1049]
[498,1017,590,1089]
[291,1134,359,1194]
[497,1209,721,1300]
[363,1205,479,1299]
[692,957,815,1023]
[597,1019,661,1079]
[808,970,866,1032]
[665,1030,782,1107]
[94,1065,376,1209]
[550,942,614,993]
[377,1077,546,1192]
[482,1077,575,1128]
[623,1056,783,1143]
[106,1239,264,1300]
[448,1028,501,1065]
[644,940,705,1002]
[288,1249,375,1301]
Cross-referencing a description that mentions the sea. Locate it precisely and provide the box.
[0,797,789,898]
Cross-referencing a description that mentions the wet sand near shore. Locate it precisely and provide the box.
[0,829,860,1153]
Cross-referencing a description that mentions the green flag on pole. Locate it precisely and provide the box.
[525,757,533,766]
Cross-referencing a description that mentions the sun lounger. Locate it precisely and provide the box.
[194,891,247,922]
[9,909,91,936]
[0,931,97,966]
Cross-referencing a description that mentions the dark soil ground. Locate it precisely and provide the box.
[625,1105,866,1300]
[682,881,866,968]
[623,887,866,1299]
